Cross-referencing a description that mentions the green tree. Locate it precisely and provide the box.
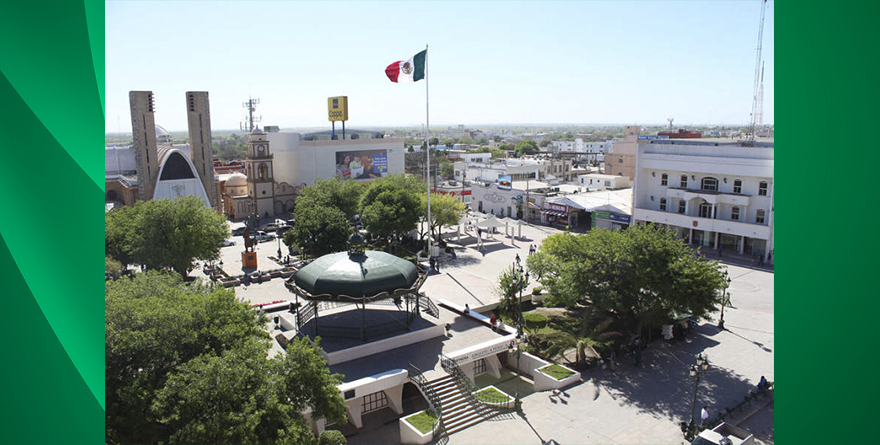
[105,256,123,279]
[318,430,347,445]
[440,159,454,179]
[104,196,228,275]
[515,139,539,157]
[539,139,552,148]
[528,225,725,336]
[291,204,352,257]
[360,175,422,243]
[422,192,466,243]
[495,264,528,324]
[297,177,364,220]
[153,338,345,445]
[106,272,347,445]
[105,272,268,444]
[105,207,136,266]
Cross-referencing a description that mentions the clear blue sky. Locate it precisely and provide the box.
[105,1,774,132]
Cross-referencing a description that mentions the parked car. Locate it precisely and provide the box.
[231,226,247,236]
[260,222,281,232]
[691,423,754,445]
[251,231,275,243]
[221,239,236,247]
[276,225,291,236]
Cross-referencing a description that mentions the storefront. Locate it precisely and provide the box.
[541,203,569,227]
[591,211,631,231]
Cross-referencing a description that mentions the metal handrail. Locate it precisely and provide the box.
[440,354,514,411]
[408,364,447,444]
[419,296,441,318]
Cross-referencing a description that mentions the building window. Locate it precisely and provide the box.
[758,181,768,196]
[678,200,686,214]
[659,198,667,211]
[733,179,742,194]
[474,359,487,376]
[701,177,718,192]
[661,173,668,186]
[680,175,688,188]
[362,391,388,413]
[756,209,766,224]
[731,207,740,220]
[699,203,712,218]
[618,158,623,163]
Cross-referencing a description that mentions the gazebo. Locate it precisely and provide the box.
[284,233,430,341]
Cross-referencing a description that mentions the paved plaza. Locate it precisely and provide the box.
[198,221,774,445]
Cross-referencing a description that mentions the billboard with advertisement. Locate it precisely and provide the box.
[336,150,388,181]
[327,96,349,122]
[497,175,512,190]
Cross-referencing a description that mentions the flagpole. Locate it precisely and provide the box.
[425,44,433,257]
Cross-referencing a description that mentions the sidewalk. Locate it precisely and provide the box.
[695,247,774,273]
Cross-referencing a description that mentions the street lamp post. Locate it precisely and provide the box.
[685,353,710,441]
[511,256,529,412]
[277,232,283,259]
[718,270,732,329]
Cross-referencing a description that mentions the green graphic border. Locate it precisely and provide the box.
[0,1,104,443]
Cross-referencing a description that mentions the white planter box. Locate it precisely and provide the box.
[534,364,581,392]
[474,385,513,408]
[399,410,436,445]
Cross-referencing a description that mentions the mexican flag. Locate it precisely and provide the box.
[385,49,426,83]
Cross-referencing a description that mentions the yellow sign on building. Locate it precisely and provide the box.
[328,96,349,122]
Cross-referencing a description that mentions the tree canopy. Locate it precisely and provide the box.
[515,139,539,157]
[104,196,228,275]
[296,177,364,220]
[106,272,346,444]
[360,174,422,243]
[422,192,466,242]
[290,204,352,257]
[527,225,725,334]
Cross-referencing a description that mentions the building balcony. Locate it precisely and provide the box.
[632,208,771,240]
[665,187,751,206]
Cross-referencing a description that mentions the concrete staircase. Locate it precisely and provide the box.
[428,374,496,437]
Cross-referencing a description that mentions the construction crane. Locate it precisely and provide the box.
[746,0,768,146]
[667,117,674,130]
[756,62,765,127]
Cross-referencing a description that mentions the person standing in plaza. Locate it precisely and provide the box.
[700,406,709,426]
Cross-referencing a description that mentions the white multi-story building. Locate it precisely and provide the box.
[632,139,774,263]
[550,138,609,164]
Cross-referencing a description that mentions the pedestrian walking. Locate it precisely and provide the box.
[436,256,441,272]
[515,253,521,264]
[429,256,435,271]
[701,406,709,426]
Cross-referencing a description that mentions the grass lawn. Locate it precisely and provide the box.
[474,386,512,403]
[404,410,438,434]
[540,364,575,380]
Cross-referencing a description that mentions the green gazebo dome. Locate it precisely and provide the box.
[292,250,420,300]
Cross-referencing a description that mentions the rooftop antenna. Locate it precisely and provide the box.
[241,97,261,132]
[667,118,674,130]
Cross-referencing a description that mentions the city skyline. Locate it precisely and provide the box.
[105,1,775,133]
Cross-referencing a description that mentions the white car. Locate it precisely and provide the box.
[222,239,236,247]
[251,231,275,243]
